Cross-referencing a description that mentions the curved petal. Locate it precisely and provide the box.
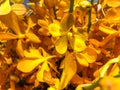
[55,36,67,54]
[0,0,11,15]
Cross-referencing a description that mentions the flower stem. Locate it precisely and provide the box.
[69,0,74,13]
[100,57,119,78]
[53,6,57,19]
[87,0,94,33]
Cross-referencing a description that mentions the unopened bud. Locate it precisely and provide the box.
[44,0,58,9]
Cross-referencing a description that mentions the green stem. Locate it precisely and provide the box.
[87,0,94,33]
[84,78,101,90]
[53,6,57,19]
[84,58,119,90]
[69,0,74,13]
[100,57,119,78]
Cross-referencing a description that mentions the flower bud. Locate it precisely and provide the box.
[44,0,58,9]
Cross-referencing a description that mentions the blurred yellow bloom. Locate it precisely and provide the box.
[99,76,120,90]
[48,23,61,37]
[0,0,11,15]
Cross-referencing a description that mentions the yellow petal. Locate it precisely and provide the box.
[78,0,91,9]
[0,0,11,15]
[0,32,18,40]
[107,0,120,7]
[47,79,60,90]
[15,39,24,58]
[44,0,57,9]
[10,0,24,3]
[26,31,41,43]
[71,35,86,52]
[38,20,49,27]
[0,12,21,35]
[83,47,97,63]
[75,47,97,67]
[17,58,46,73]
[26,15,38,33]
[59,53,77,89]
[99,24,117,34]
[99,0,108,7]
[39,47,51,57]
[24,47,41,58]
[104,7,120,22]
[75,53,89,67]
[99,32,118,47]
[43,71,55,85]
[47,87,56,90]
[37,61,50,82]
[11,4,27,15]
[34,4,47,18]
[48,23,61,37]
[99,76,120,90]
[108,64,119,76]
[60,13,74,32]
[55,36,68,54]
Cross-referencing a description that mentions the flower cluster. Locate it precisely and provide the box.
[0,0,120,90]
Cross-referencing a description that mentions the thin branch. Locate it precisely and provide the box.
[87,0,94,33]
[69,0,74,13]
[53,6,57,19]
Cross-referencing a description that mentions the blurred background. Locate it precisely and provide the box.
[24,0,99,6]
